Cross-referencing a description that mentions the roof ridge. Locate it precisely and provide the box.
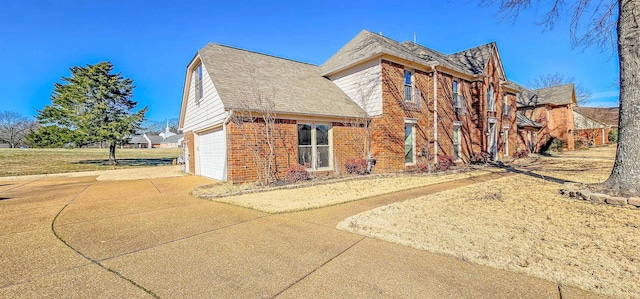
[201,43,319,67]
[449,41,495,56]
[533,82,574,91]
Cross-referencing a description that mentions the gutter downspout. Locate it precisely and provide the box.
[432,66,439,166]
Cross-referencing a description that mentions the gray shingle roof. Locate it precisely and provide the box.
[321,30,502,78]
[448,43,495,75]
[573,110,610,130]
[507,81,541,108]
[516,112,543,128]
[402,42,471,74]
[198,43,367,119]
[320,30,435,76]
[161,134,184,144]
[574,107,619,127]
[533,83,576,106]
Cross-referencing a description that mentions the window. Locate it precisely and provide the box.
[194,64,203,104]
[453,80,460,108]
[405,123,415,164]
[487,84,495,112]
[404,69,417,104]
[453,123,462,161]
[298,123,331,170]
[503,127,509,156]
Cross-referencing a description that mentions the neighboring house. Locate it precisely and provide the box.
[159,134,184,148]
[573,110,611,146]
[0,143,9,149]
[514,83,577,152]
[128,134,164,148]
[574,107,619,129]
[179,30,546,182]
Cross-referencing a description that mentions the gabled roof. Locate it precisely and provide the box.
[402,42,471,74]
[516,112,543,128]
[507,81,540,108]
[573,110,610,130]
[198,43,367,119]
[574,107,619,127]
[161,134,184,144]
[448,43,497,76]
[533,83,576,106]
[320,30,435,76]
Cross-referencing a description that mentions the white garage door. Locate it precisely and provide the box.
[199,129,226,180]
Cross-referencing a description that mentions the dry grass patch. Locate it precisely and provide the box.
[338,148,638,298]
[195,170,494,213]
[0,148,183,177]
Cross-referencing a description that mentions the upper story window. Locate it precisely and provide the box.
[194,64,204,104]
[403,69,421,106]
[503,94,511,118]
[487,83,496,112]
[453,80,464,112]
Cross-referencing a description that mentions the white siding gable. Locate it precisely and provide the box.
[182,60,227,132]
[329,59,382,116]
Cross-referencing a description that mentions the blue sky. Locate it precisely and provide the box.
[0,1,619,122]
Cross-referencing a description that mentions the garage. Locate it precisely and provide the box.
[198,129,226,180]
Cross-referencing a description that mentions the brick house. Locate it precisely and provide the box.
[514,83,577,152]
[573,110,612,146]
[179,30,538,182]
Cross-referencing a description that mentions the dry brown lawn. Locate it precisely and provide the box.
[339,145,639,298]
[0,148,183,177]
[195,170,495,213]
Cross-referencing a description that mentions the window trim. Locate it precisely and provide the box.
[487,84,496,112]
[453,121,462,162]
[194,64,204,105]
[503,126,510,156]
[297,122,332,171]
[404,119,417,166]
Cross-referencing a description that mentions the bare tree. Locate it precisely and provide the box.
[528,72,592,105]
[0,111,36,148]
[231,89,287,185]
[479,0,639,195]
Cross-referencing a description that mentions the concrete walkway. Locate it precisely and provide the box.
[0,173,604,298]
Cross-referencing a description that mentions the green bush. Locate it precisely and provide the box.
[609,128,619,143]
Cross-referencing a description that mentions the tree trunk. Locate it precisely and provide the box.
[605,0,640,195]
[108,142,118,165]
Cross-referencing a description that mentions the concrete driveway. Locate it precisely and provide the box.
[0,174,603,298]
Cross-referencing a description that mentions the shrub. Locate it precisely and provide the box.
[436,155,455,171]
[574,135,589,149]
[285,164,309,183]
[513,149,529,159]
[609,128,618,143]
[547,138,565,153]
[345,158,369,175]
[416,163,431,173]
[470,151,491,165]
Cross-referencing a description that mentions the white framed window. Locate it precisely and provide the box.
[487,84,496,112]
[404,120,416,165]
[453,122,462,161]
[403,69,420,105]
[298,123,331,170]
[503,126,510,156]
[194,64,203,104]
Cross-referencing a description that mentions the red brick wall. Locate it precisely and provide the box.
[226,119,367,183]
[520,104,575,152]
[373,60,434,173]
[183,131,195,174]
[575,128,610,146]
[226,120,297,183]
[332,123,368,174]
